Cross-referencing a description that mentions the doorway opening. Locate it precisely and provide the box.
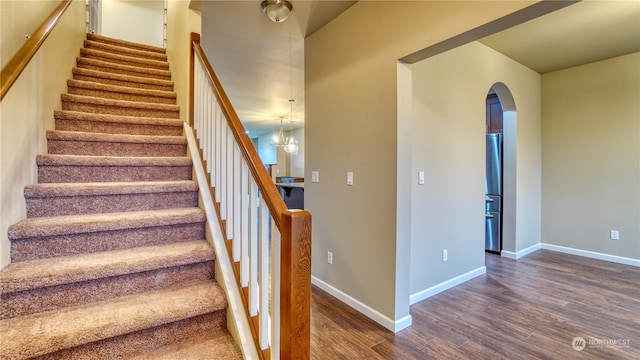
[484,83,516,255]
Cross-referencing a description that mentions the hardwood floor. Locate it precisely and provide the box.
[310,250,640,359]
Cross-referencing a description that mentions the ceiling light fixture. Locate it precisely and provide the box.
[270,100,298,154]
[261,0,293,23]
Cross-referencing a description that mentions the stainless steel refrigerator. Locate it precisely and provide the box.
[485,133,502,253]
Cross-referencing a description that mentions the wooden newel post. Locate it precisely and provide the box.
[280,210,312,360]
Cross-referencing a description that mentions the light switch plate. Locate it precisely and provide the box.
[311,171,319,183]
[347,172,354,186]
[418,171,425,185]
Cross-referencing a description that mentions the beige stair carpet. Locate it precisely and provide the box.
[0,33,242,359]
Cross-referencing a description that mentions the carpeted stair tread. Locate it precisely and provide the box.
[67,79,177,104]
[47,130,185,145]
[127,330,242,360]
[46,130,188,157]
[36,154,191,167]
[0,240,213,294]
[54,110,183,135]
[87,33,166,54]
[84,40,168,62]
[37,155,193,183]
[80,48,169,71]
[7,208,204,241]
[77,57,171,81]
[0,282,227,360]
[25,180,196,198]
[24,180,198,217]
[72,67,174,92]
[61,93,180,119]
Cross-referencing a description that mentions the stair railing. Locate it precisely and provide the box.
[188,33,311,360]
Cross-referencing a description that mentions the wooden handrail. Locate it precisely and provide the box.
[190,32,311,359]
[0,0,73,101]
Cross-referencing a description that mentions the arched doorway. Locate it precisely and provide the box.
[485,83,516,255]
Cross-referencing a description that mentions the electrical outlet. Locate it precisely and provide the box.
[327,251,333,264]
[442,249,448,262]
[610,230,620,240]
[418,171,425,185]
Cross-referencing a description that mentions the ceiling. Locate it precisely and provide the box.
[191,0,639,137]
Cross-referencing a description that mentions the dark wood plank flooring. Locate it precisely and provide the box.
[310,250,640,359]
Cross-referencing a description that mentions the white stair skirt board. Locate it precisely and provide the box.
[184,124,259,360]
[501,243,541,259]
[409,266,486,306]
[541,243,640,268]
[311,277,412,333]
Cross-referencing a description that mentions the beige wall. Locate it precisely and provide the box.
[409,41,541,295]
[289,127,304,178]
[165,0,201,123]
[541,53,640,260]
[0,0,86,268]
[305,1,535,330]
[0,0,60,69]
[101,0,165,47]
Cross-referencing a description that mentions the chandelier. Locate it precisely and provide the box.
[270,99,298,153]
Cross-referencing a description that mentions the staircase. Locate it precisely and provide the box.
[0,34,242,359]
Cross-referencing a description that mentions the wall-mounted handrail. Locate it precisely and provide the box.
[189,32,311,360]
[0,0,72,101]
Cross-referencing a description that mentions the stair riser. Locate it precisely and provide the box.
[84,42,168,62]
[55,119,183,136]
[77,63,171,81]
[81,50,169,71]
[0,262,214,320]
[47,140,187,157]
[62,100,179,119]
[68,87,176,105]
[26,191,198,217]
[87,34,166,55]
[37,311,227,360]
[11,223,205,261]
[38,164,192,183]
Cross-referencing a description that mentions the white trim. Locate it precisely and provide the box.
[409,266,486,305]
[185,124,259,360]
[541,243,640,267]
[311,276,412,333]
[501,243,541,259]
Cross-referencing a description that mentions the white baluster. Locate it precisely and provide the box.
[249,178,258,316]
[240,160,249,286]
[233,143,241,262]
[270,224,281,358]
[220,123,227,220]
[259,197,270,350]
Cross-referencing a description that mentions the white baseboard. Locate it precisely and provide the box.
[311,276,412,333]
[501,243,541,259]
[541,243,640,267]
[409,266,486,305]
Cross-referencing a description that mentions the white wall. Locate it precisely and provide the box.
[101,0,165,47]
[541,53,640,261]
[408,41,541,297]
